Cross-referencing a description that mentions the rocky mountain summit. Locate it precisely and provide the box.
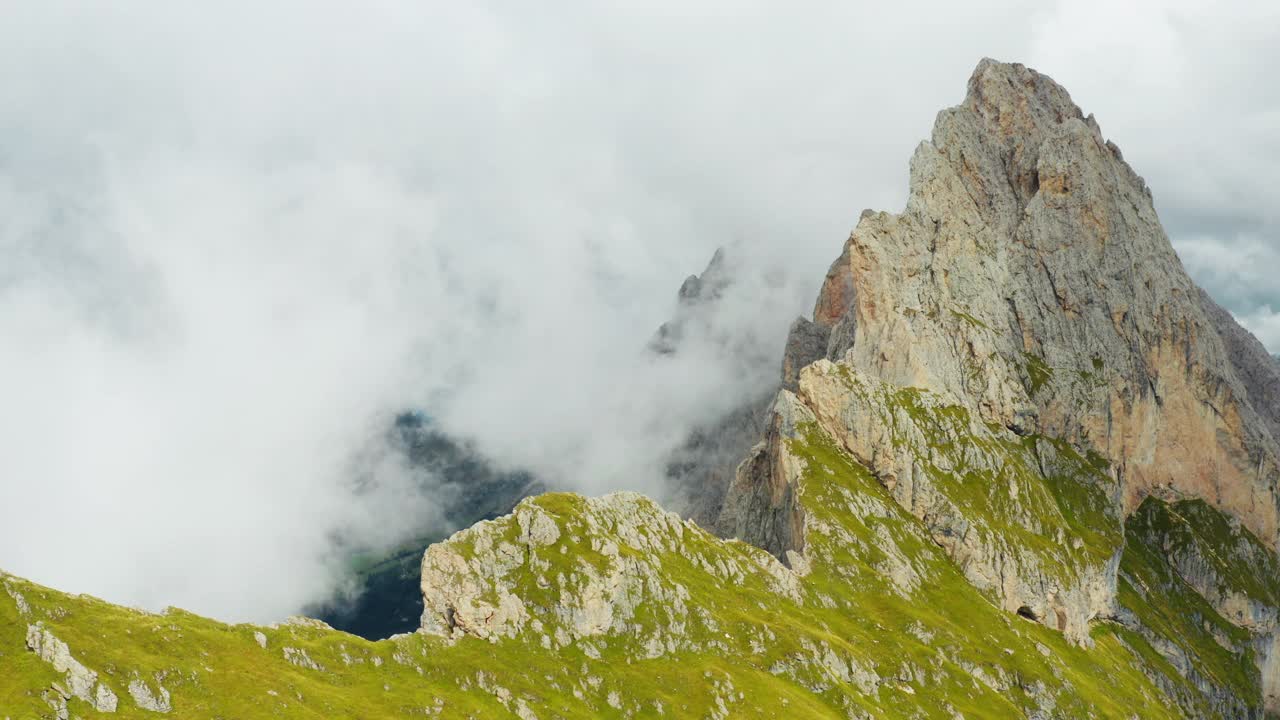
[718,57,1280,712]
[3,59,1278,718]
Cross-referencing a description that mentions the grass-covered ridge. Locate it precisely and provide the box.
[3,417,1250,718]
[0,363,1271,718]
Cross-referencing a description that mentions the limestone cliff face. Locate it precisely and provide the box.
[801,59,1278,547]
[1199,288,1280,446]
[718,391,814,560]
[723,58,1280,656]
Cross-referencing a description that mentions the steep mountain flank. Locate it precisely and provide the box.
[805,59,1279,548]
[1119,496,1280,717]
[726,364,1124,645]
[1198,289,1280,445]
[719,58,1280,715]
[3,59,1279,719]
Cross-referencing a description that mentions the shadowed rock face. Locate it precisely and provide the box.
[717,391,814,559]
[652,248,779,529]
[780,318,829,391]
[1198,287,1280,445]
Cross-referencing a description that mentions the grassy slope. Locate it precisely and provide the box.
[826,365,1123,591]
[1119,496,1275,712]
[0,422,1271,718]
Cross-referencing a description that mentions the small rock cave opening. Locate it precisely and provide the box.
[1016,606,1040,622]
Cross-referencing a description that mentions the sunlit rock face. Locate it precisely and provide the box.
[717,58,1280,711]
[802,59,1277,549]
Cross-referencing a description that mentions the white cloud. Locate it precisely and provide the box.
[0,0,1275,621]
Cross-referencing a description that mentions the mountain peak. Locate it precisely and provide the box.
[966,58,1085,130]
[801,58,1279,549]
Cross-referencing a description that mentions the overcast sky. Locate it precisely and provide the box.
[1,0,1276,623]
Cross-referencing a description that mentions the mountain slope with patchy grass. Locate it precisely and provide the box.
[2,416,1272,717]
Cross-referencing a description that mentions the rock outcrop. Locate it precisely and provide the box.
[781,318,829,391]
[316,413,542,640]
[811,237,858,361]
[718,391,815,560]
[25,622,119,714]
[421,492,803,655]
[648,248,734,356]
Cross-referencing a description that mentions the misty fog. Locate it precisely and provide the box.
[1,0,1276,622]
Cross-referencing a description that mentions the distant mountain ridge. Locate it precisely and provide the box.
[652,247,780,529]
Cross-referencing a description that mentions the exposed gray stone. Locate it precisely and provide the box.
[781,318,830,392]
[1198,287,1280,445]
[717,391,814,560]
[25,623,118,712]
[282,647,326,672]
[818,58,1279,549]
[724,58,1280,658]
[648,247,732,356]
[128,677,172,713]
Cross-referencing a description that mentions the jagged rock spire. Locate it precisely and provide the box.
[807,58,1278,547]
